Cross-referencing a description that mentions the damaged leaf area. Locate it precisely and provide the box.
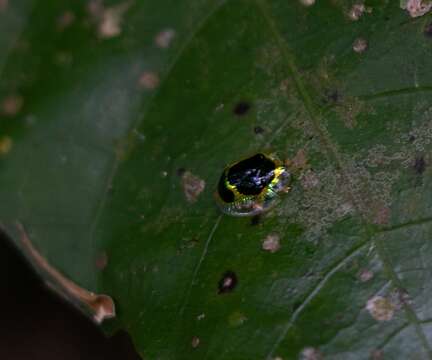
[2,1,432,359]
[11,222,115,324]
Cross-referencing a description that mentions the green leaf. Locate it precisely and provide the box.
[2,0,432,358]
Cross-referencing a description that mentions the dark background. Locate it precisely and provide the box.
[0,232,141,360]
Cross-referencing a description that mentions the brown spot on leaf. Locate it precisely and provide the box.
[358,269,374,282]
[92,1,131,39]
[370,349,384,360]
[348,4,366,21]
[403,0,432,18]
[300,170,320,190]
[291,149,308,170]
[262,233,281,253]
[218,271,238,294]
[2,94,23,116]
[154,28,176,48]
[299,0,315,6]
[95,251,108,270]
[0,0,8,12]
[366,296,395,321]
[353,38,368,53]
[181,171,205,203]
[300,347,323,360]
[138,71,160,90]
[191,336,200,348]
[57,11,75,30]
[0,136,12,155]
[373,206,390,225]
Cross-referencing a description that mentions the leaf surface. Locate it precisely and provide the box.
[2,1,432,359]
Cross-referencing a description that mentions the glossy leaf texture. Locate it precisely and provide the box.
[2,0,432,359]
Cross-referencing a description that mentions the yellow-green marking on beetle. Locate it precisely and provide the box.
[215,153,290,216]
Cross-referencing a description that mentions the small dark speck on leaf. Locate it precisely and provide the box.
[233,101,251,116]
[324,89,340,104]
[414,155,426,174]
[251,215,261,226]
[409,135,416,143]
[292,300,302,311]
[218,271,238,294]
[254,126,265,134]
[177,167,186,176]
[424,23,432,37]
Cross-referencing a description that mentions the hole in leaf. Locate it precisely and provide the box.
[218,271,238,294]
[233,101,251,116]
[254,126,265,134]
[414,155,426,174]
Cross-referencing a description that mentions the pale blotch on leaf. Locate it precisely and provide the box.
[191,336,200,348]
[401,0,432,18]
[353,38,368,53]
[2,94,23,116]
[299,0,315,6]
[181,171,205,203]
[348,4,366,20]
[0,136,13,155]
[372,206,390,225]
[358,268,374,282]
[289,149,309,170]
[366,296,395,321]
[197,313,205,321]
[300,347,323,360]
[154,28,176,48]
[138,72,160,90]
[300,170,320,190]
[273,357,283,360]
[228,311,248,327]
[262,233,281,253]
[97,1,132,39]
